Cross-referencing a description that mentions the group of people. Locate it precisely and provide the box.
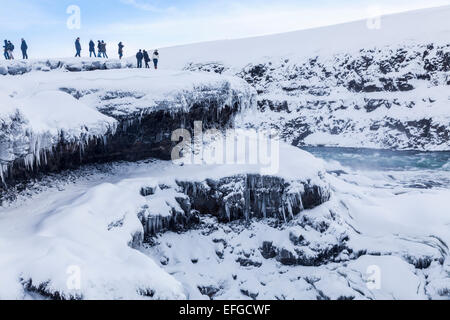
[74,38,159,69]
[3,36,160,69]
[136,49,159,69]
[3,39,28,60]
[75,38,118,59]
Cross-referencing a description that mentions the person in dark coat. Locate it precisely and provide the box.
[136,50,143,68]
[101,41,108,59]
[118,42,124,60]
[89,40,96,57]
[3,40,9,60]
[152,50,159,69]
[75,37,81,57]
[21,39,28,59]
[143,50,150,68]
[7,41,14,59]
[97,40,102,57]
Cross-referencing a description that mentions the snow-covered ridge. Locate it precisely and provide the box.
[0,58,133,76]
[162,6,450,70]
[0,68,256,187]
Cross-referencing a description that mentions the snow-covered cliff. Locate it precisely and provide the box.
[160,6,450,151]
[0,68,256,187]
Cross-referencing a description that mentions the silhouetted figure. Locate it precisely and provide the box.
[97,40,102,57]
[143,50,150,68]
[3,40,9,60]
[89,40,96,57]
[21,39,28,59]
[118,42,124,60]
[152,50,159,69]
[101,41,108,58]
[75,37,81,57]
[136,50,143,68]
[7,41,14,59]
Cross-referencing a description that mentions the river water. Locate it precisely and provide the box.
[300,147,450,190]
[302,147,450,172]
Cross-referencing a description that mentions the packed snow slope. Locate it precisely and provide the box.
[159,6,450,151]
[0,68,255,187]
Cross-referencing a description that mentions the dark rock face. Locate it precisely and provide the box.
[177,174,330,223]
[137,174,330,238]
[0,99,243,192]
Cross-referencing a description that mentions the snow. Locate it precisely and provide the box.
[0,139,329,299]
[0,179,186,299]
[159,6,450,70]
[1,6,450,300]
[1,143,449,299]
[347,255,426,300]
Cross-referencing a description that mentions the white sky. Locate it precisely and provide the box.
[1,0,450,58]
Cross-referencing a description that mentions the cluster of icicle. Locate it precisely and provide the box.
[140,174,331,236]
[1,121,118,186]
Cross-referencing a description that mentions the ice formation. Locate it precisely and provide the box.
[0,69,256,187]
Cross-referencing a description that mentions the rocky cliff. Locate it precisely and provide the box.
[0,68,256,189]
[185,42,450,151]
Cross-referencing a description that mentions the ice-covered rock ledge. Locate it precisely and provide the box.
[138,136,330,237]
[0,58,133,76]
[0,69,256,189]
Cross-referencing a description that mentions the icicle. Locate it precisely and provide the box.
[0,164,6,185]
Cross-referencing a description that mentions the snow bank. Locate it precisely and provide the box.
[0,181,185,299]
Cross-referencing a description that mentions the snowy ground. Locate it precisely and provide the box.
[1,144,449,300]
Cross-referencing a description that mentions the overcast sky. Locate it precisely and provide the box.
[1,0,450,58]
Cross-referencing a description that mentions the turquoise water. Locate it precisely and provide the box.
[301,147,450,172]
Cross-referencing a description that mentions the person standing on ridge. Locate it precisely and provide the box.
[97,40,102,58]
[21,39,28,59]
[102,41,108,58]
[89,40,96,57]
[3,40,9,60]
[118,42,124,59]
[152,49,159,69]
[75,37,81,57]
[143,50,150,68]
[136,50,143,68]
[7,41,14,60]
